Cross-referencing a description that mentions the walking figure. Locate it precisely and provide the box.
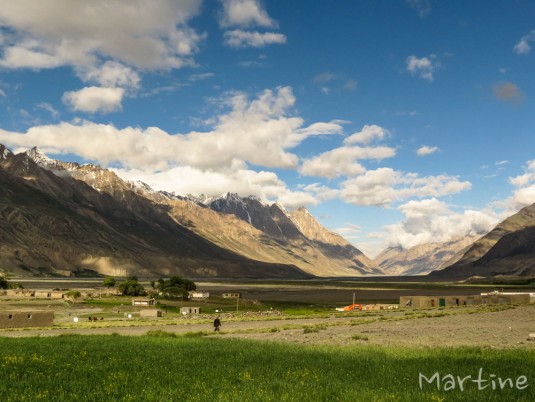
[214,316,222,332]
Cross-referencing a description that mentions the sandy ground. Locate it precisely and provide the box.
[1,304,534,349]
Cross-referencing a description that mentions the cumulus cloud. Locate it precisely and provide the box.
[0,0,203,70]
[406,55,439,81]
[0,1,205,114]
[223,30,286,48]
[62,87,124,113]
[299,125,395,179]
[514,30,535,54]
[416,145,438,156]
[219,0,285,49]
[219,0,276,28]
[300,145,395,178]
[340,168,471,207]
[76,61,141,90]
[344,125,389,145]
[492,81,524,103]
[384,198,499,249]
[0,86,340,171]
[508,160,535,210]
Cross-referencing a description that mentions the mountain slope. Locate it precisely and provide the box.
[14,147,378,277]
[204,193,379,275]
[431,203,535,278]
[0,147,310,278]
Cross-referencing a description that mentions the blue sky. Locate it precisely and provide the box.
[0,0,535,257]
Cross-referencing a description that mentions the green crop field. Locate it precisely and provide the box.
[0,334,533,401]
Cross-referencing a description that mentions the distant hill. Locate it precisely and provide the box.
[431,203,535,279]
[375,236,479,276]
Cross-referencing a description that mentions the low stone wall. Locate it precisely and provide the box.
[401,293,531,308]
[0,311,54,329]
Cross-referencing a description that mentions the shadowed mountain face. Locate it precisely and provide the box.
[431,203,535,279]
[0,147,310,279]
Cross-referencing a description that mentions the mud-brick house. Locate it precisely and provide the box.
[189,291,209,299]
[222,292,241,299]
[140,309,163,318]
[132,298,155,307]
[180,307,201,315]
[0,311,54,329]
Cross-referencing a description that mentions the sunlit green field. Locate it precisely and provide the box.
[0,334,533,402]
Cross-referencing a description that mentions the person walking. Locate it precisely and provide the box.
[213,315,222,332]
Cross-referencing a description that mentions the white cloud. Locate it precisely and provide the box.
[36,102,60,118]
[344,125,389,145]
[219,0,276,28]
[300,145,395,178]
[340,168,471,207]
[299,124,395,179]
[114,166,320,209]
[62,86,124,113]
[406,55,438,81]
[508,160,535,209]
[76,61,140,90]
[0,86,340,171]
[0,0,203,70]
[416,145,438,156]
[0,88,6,97]
[514,30,535,55]
[383,198,499,249]
[223,30,286,48]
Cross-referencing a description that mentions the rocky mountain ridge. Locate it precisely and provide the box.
[0,145,379,277]
[374,236,480,276]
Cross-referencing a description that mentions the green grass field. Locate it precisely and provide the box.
[0,334,533,401]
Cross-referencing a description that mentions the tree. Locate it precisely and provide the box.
[0,276,8,289]
[102,277,116,288]
[118,278,146,296]
[66,290,81,303]
[156,276,196,300]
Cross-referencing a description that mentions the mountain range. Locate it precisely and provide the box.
[1,144,535,280]
[0,145,378,278]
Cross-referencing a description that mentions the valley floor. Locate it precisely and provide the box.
[1,302,534,349]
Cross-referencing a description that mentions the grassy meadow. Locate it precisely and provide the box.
[0,334,533,402]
